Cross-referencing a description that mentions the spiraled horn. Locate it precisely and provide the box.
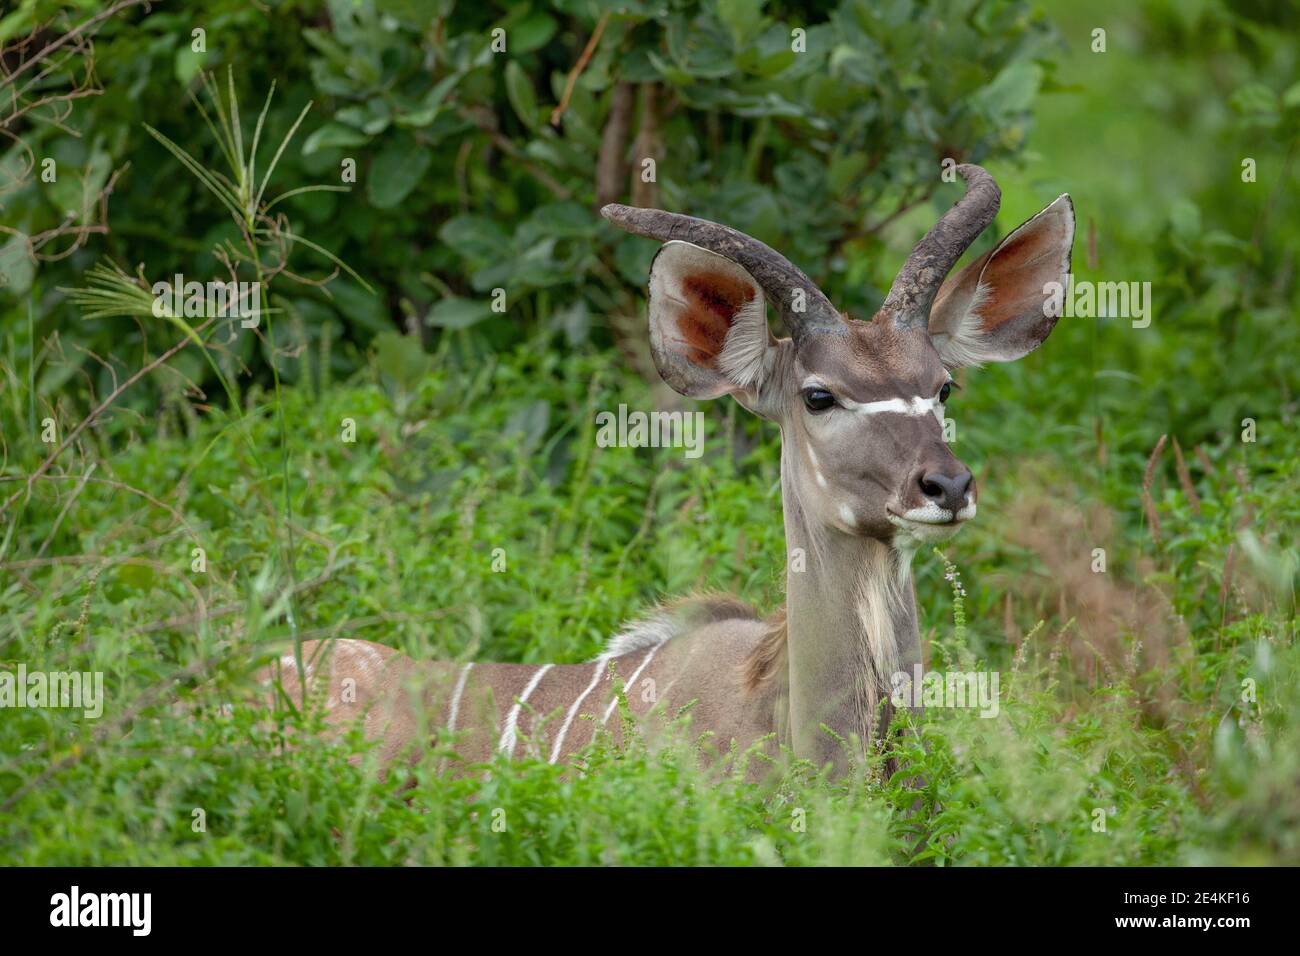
[600,204,845,345]
[877,164,1001,328]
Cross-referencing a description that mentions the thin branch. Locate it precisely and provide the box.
[1,319,215,517]
[0,0,150,101]
[595,82,633,210]
[456,106,573,199]
[34,463,97,559]
[550,11,610,127]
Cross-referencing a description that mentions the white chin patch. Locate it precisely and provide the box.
[887,498,977,545]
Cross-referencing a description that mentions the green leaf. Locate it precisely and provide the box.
[334,106,371,129]
[510,11,558,54]
[647,51,695,87]
[303,122,370,155]
[1230,83,1280,126]
[46,148,110,221]
[329,279,387,332]
[971,61,1041,119]
[1169,199,1201,242]
[716,0,766,48]
[174,46,206,87]
[366,135,431,209]
[550,300,590,346]
[439,214,509,262]
[503,399,550,454]
[613,235,655,285]
[426,296,493,330]
[504,60,540,130]
[373,330,431,393]
[0,233,34,297]
[525,202,600,238]
[117,563,156,591]
[828,151,869,194]
[738,47,796,79]
[395,74,460,128]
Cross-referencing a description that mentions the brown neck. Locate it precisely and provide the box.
[779,447,921,772]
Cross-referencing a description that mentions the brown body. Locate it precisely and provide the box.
[258,165,1075,777]
[267,601,779,771]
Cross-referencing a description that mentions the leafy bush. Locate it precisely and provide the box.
[5,0,1059,401]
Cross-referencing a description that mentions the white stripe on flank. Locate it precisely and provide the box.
[601,640,666,724]
[498,664,554,756]
[548,660,606,764]
[446,662,474,733]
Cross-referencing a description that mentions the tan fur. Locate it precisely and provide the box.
[743,608,788,691]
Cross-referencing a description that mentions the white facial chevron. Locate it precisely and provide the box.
[801,378,947,424]
[840,394,943,422]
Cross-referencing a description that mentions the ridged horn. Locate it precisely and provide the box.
[600,204,845,345]
[878,164,1001,328]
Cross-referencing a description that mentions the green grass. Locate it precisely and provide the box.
[1,324,1296,865]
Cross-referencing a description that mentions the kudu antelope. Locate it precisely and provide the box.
[265,165,1073,776]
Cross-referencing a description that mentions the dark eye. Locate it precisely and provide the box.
[939,382,952,403]
[803,388,835,412]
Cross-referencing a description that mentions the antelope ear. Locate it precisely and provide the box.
[647,240,777,400]
[927,194,1074,368]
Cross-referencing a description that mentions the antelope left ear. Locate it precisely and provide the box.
[927,194,1074,368]
[645,240,777,403]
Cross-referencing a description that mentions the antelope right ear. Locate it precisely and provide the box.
[646,240,777,402]
[927,194,1075,368]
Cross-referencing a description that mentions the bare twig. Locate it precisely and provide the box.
[1142,433,1167,492]
[456,106,573,199]
[595,82,633,210]
[864,187,933,236]
[1171,436,1201,516]
[0,473,201,542]
[630,83,660,209]
[34,463,97,559]
[1232,464,1254,529]
[551,11,610,127]
[1,318,215,517]
[0,0,151,104]
[1218,543,1237,640]
[1141,433,1167,547]
[1193,444,1215,480]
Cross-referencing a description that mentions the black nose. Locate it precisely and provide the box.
[918,467,973,515]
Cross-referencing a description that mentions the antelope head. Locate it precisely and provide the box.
[602,165,1074,550]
